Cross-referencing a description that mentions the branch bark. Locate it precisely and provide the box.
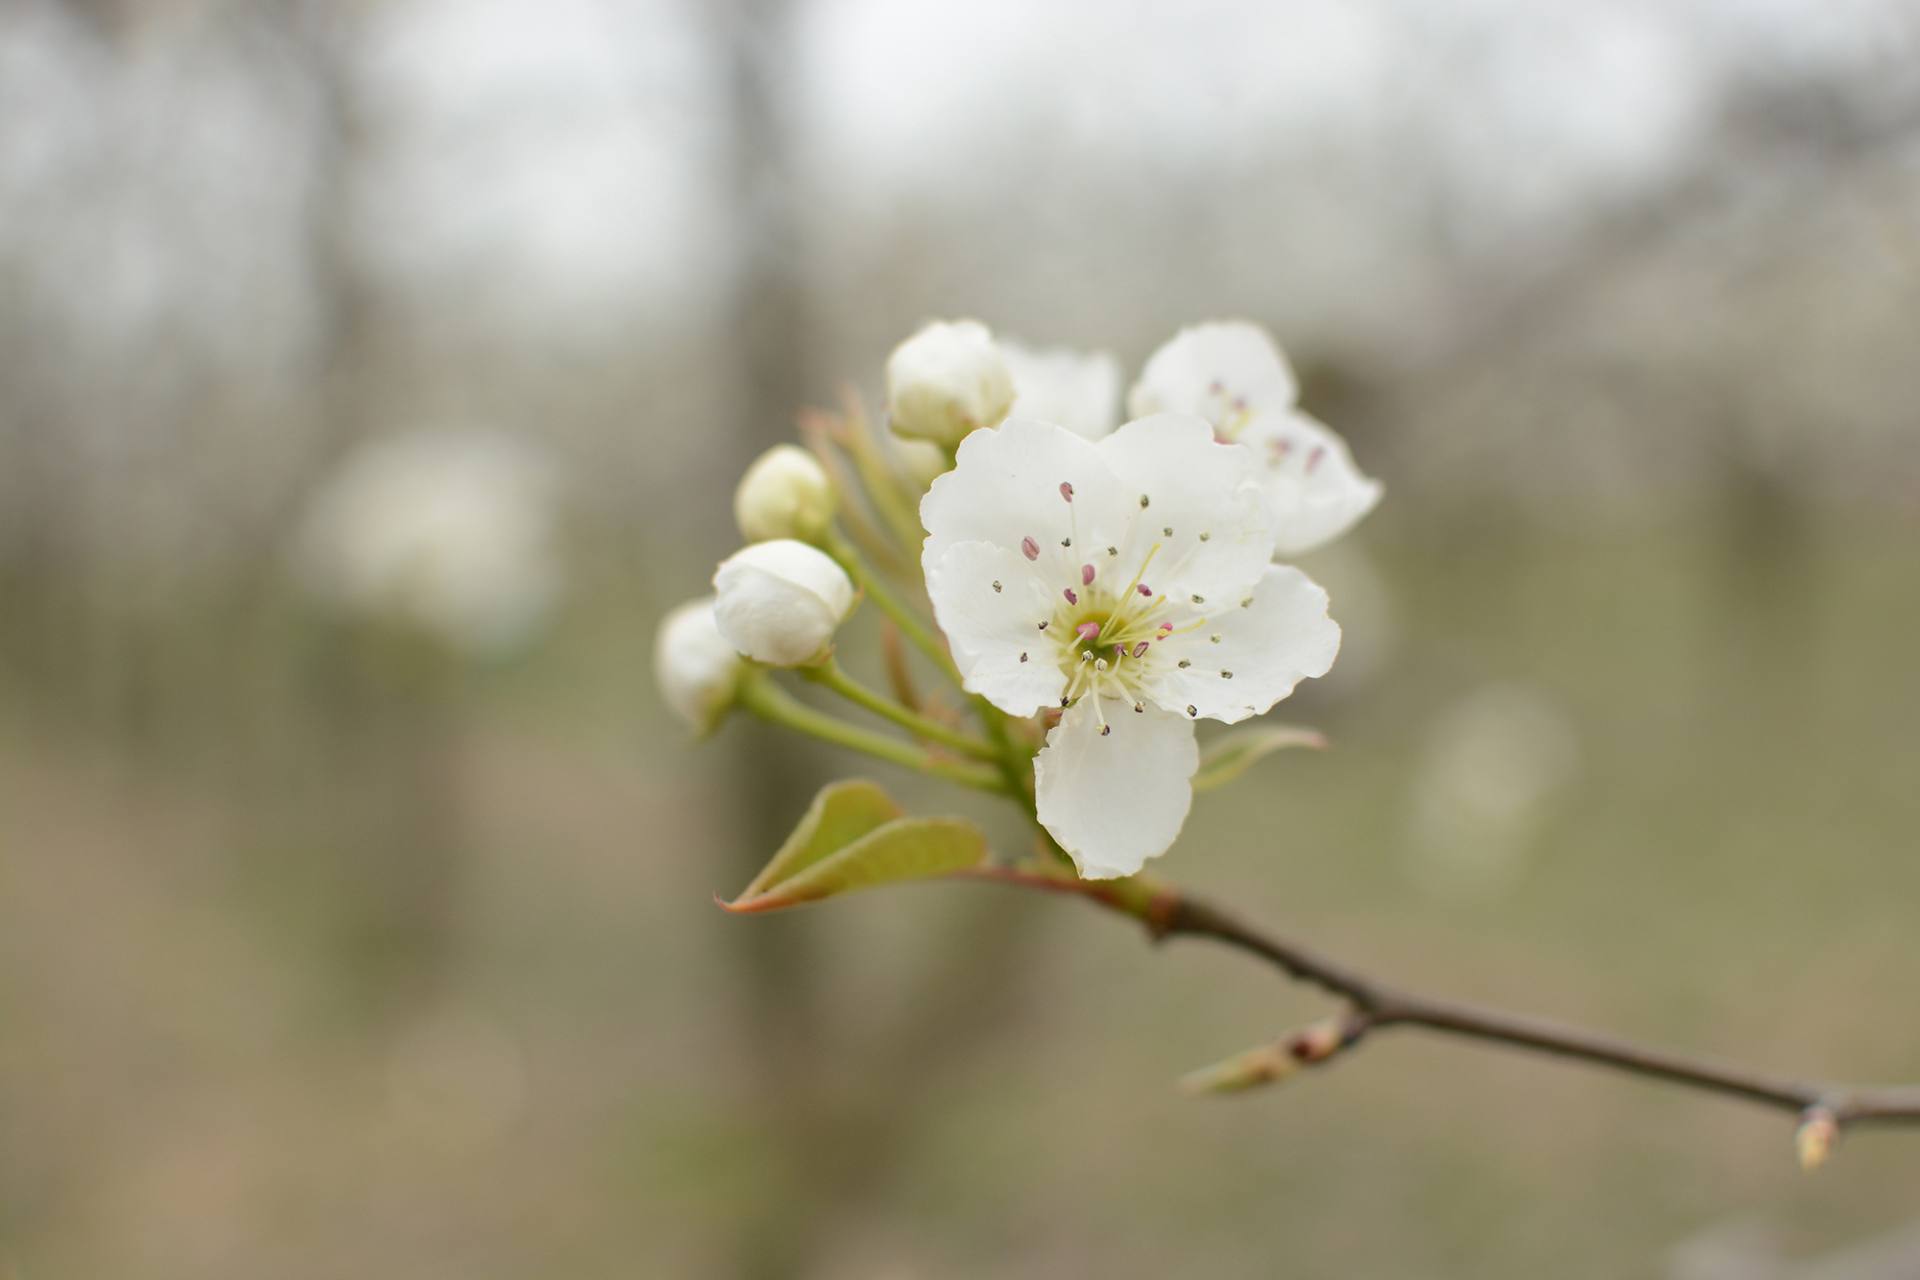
[963,868,1920,1130]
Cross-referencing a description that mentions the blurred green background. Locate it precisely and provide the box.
[3,1,1919,1276]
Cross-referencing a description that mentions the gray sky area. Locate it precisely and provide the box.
[2,0,1918,573]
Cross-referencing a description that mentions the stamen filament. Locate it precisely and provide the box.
[1100,542,1164,641]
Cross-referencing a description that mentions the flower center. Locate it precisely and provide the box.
[1007,476,1230,735]
[1042,558,1184,732]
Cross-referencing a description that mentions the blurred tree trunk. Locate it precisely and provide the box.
[714,2,834,1276]
[276,0,465,1015]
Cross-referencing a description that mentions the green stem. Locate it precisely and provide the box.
[825,530,1040,817]
[738,673,1006,794]
[973,699,1042,807]
[824,528,961,684]
[841,413,927,555]
[804,660,1000,761]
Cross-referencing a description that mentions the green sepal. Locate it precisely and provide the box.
[1191,725,1326,793]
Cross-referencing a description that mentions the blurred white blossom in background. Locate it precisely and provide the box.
[294,428,564,656]
[1404,683,1581,902]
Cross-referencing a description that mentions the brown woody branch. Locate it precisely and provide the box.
[961,868,1920,1133]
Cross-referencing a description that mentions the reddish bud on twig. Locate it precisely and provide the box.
[1287,1018,1346,1065]
[1180,1014,1367,1096]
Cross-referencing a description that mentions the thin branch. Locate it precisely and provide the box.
[822,527,961,686]
[963,868,1920,1129]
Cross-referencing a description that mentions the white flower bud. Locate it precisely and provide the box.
[653,597,746,734]
[884,319,1015,447]
[712,539,856,667]
[734,444,834,543]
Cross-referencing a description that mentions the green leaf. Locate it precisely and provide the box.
[732,779,902,904]
[720,780,989,914]
[1191,724,1327,794]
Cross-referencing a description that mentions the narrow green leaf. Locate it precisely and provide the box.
[734,778,901,903]
[721,815,988,914]
[1191,724,1327,793]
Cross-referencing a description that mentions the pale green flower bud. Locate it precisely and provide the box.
[734,444,834,543]
[884,319,1015,447]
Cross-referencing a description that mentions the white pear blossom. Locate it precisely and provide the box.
[1000,338,1123,440]
[294,427,562,656]
[885,319,1016,447]
[734,444,834,543]
[653,597,747,734]
[921,415,1341,878]
[712,539,856,667]
[1129,321,1382,556]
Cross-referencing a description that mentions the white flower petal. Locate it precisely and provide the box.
[1035,699,1199,879]
[920,417,1132,570]
[1096,413,1276,605]
[1001,339,1123,440]
[924,541,1068,716]
[1152,564,1340,724]
[1126,321,1299,429]
[1238,410,1382,556]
